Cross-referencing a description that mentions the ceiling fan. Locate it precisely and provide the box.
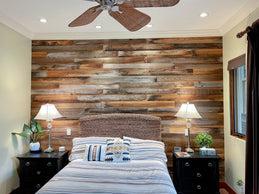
[69,0,180,31]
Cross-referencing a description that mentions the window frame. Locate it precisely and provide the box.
[228,54,246,140]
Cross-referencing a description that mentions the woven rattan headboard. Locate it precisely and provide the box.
[79,114,161,141]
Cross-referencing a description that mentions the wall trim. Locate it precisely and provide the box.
[31,29,221,40]
[219,0,259,35]
[0,12,33,39]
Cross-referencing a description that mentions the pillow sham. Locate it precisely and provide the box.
[105,138,131,162]
[69,136,116,161]
[83,144,107,162]
[123,136,167,163]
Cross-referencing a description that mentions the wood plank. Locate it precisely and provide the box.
[32,52,47,58]
[193,69,223,75]
[157,75,223,82]
[146,94,223,101]
[78,94,146,102]
[32,56,146,64]
[32,40,74,46]
[118,50,193,57]
[119,68,193,76]
[106,101,175,108]
[151,37,222,44]
[147,56,222,63]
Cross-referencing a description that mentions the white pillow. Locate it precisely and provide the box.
[69,137,117,161]
[123,136,164,145]
[123,136,167,163]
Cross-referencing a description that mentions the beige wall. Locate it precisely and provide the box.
[0,23,31,193]
[223,7,259,192]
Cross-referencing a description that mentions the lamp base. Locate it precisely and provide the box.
[185,147,194,153]
[44,147,54,153]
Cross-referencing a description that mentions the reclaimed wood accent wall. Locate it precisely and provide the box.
[31,37,224,178]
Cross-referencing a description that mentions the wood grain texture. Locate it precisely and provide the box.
[31,37,224,179]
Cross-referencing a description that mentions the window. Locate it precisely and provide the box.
[228,54,246,139]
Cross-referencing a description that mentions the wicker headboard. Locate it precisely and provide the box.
[79,114,161,141]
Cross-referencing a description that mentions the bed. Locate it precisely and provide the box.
[37,114,177,194]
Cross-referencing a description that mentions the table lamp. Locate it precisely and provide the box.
[175,102,202,153]
[34,104,63,152]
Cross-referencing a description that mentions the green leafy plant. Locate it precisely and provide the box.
[12,119,48,143]
[236,179,244,186]
[195,133,213,147]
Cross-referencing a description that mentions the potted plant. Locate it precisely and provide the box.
[195,133,213,148]
[236,179,244,194]
[12,119,48,152]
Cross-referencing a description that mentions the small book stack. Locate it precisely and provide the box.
[199,148,216,155]
[175,152,191,157]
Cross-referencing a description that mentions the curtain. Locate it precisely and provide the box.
[245,19,259,194]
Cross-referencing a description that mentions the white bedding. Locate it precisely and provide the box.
[37,159,177,194]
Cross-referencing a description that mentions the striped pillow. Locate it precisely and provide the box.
[123,136,167,163]
[69,137,115,161]
[83,144,107,162]
[105,138,131,162]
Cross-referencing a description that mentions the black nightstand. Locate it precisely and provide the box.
[173,151,221,194]
[17,150,69,194]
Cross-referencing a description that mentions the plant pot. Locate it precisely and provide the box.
[30,142,40,151]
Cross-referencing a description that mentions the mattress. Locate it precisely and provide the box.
[37,159,176,194]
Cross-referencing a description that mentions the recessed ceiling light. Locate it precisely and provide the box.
[40,18,47,23]
[146,24,152,28]
[200,13,208,18]
[96,25,102,29]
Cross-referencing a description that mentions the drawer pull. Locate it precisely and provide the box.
[196,172,202,178]
[25,162,30,167]
[197,185,202,190]
[36,171,41,175]
[35,184,41,189]
[208,162,213,167]
[185,162,190,167]
[47,162,52,167]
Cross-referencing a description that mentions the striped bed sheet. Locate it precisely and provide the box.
[37,159,177,194]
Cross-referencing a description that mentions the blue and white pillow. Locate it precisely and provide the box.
[83,144,107,161]
[105,138,131,162]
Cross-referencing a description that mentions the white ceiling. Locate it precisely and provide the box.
[0,0,258,39]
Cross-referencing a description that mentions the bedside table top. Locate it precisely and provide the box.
[17,150,69,159]
[173,151,221,159]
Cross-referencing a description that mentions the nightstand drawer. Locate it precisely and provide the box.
[20,159,57,177]
[182,160,217,178]
[20,177,50,193]
[181,180,210,193]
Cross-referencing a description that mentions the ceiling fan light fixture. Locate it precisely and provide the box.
[146,24,152,28]
[40,18,47,23]
[96,25,102,29]
[200,12,208,18]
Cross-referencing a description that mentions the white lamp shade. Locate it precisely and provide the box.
[175,102,202,119]
[34,104,63,121]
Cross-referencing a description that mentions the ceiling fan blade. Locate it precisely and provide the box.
[123,0,180,8]
[108,5,151,31]
[69,5,102,27]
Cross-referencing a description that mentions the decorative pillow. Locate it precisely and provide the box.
[83,144,107,161]
[69,137,116,161]
[105,138,131,162]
